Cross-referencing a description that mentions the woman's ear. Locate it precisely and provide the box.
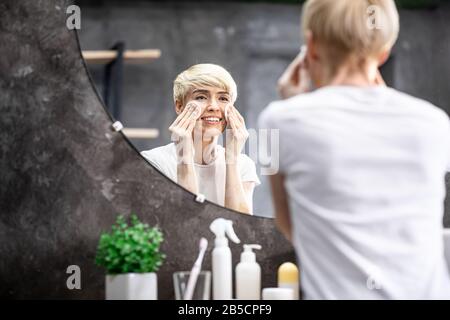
[305,30,318,62]
[175,100,183,115]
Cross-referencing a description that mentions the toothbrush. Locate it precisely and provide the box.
[184,237,208,300]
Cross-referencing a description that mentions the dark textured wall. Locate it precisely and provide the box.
[0,0,294,299]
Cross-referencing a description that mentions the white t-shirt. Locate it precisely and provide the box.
[141,143,261,209]
[258,85,450,299]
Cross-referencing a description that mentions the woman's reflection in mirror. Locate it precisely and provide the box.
[141,64,260,214]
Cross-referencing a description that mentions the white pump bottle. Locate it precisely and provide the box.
[209,218,240,300]
[235,244,262,300]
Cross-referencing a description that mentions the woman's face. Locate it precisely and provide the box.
[181,86,230,139]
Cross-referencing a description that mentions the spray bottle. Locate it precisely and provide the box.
[209,218,240,300]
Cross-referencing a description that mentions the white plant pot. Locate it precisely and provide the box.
[106,273,157,300]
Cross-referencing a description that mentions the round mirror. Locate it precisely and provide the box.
[76,0,300,217]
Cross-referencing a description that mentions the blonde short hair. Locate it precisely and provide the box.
[302,0,399,69]
[173,64,237,105]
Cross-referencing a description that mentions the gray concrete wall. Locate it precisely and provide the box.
[78,1,450,218]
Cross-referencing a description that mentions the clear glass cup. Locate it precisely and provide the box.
[173,271,211,300]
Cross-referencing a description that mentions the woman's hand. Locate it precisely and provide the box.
[225,104,249,164]
[277,46,312,99]
[169,102,202,164]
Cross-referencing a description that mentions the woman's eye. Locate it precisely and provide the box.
[195,96,207,100]
[219,96,229,102]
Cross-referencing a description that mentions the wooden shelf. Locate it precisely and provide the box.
[82,49,161,64]
[122,128,159,139]
[82,49,161,140]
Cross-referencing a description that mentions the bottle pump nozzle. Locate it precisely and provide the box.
[209,218,240,247]
[241,244,261,262]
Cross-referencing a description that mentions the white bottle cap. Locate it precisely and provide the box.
[262,288,294,300]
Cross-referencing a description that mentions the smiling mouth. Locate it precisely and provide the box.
[200,116,223,124]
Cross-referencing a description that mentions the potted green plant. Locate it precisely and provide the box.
[95,214,165,300]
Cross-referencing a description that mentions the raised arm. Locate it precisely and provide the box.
[224,105,253,214]
[269,173,292,242]
[169,102,201,194]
